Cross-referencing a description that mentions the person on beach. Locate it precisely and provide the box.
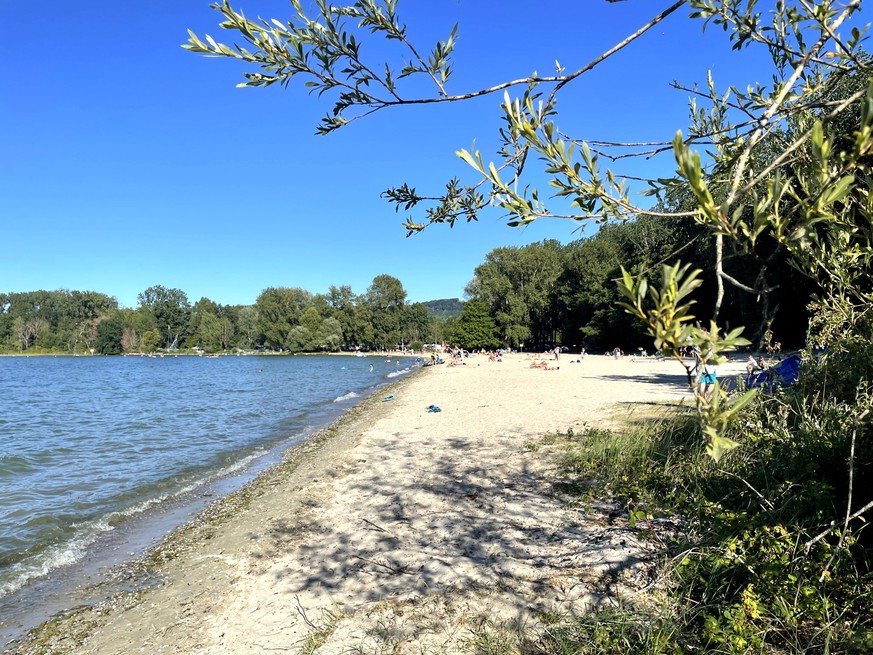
[746,355,767,375]
[693,346,717,400]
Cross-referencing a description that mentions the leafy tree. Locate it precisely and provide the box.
[364,274,407,349]
[453,299,499,350]
[10,316,26,351]
[187,297,222,349]
[299,306,323,338]
[235,305,259,349]
[466,240,565,348]
[194,310,223,352]
[280,311,343,352]
[557,232,629,350]
[326,285,356,344]
[316,316,344,351]
[255,286,312,349]
[325,284,373,349]
[140,328,161,353]
[219,315,236,350]
[400,302,431,346]
[137,285,192,350]
[118,307,154,353]
[430,315,456,346]
[95,315,124,355]
[346,302,375,350]
[285,325,312,352]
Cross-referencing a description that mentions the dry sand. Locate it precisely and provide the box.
[11,352,748,655]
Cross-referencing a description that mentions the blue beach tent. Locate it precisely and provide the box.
[747,354,802,390]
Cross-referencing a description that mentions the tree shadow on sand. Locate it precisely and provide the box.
[249,431,655,629]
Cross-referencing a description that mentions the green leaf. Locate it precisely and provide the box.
[705,429,740,462]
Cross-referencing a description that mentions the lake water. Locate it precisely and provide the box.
[0,353,415,645]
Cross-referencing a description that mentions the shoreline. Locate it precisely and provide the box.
[3,370,425,654]
[8,353,749,654]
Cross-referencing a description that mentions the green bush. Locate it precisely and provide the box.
[547,350,873,654]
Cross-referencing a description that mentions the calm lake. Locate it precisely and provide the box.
[0,353,415,645]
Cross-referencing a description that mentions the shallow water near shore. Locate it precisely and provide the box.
[0,353,416,645]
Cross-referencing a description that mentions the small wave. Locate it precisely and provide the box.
[333,392,360,403]
[386,367,413,379]
[0,523,106,599]
[0,448,271,599]
[0,453,33,476]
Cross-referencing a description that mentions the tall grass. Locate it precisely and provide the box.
[539,374,873,654]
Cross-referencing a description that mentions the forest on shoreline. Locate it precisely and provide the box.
[0,211,814,357]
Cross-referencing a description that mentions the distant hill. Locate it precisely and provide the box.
[422,298,463,318]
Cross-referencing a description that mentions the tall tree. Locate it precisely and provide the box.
[453,299,499,350]
[255,287,312,349]
[400,302,431,347]
[194,311,223,352]
[316,317,344,351]
[137,285,192,350]
[235,305,259,349]
[95,315,124,355]
[364,274,407,349]
[466,240,565,348]
[326,284,360,348]
[556,232,629,350]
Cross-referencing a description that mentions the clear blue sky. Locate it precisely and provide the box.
[2,1,786,309]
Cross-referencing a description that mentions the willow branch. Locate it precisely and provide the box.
[740,87,868,195]
[719,271,779,296]
[725,1,862,208]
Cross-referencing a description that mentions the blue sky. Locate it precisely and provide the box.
[3,1,790,308]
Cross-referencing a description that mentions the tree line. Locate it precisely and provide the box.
[0,216,815,356]
[0,275,444,355]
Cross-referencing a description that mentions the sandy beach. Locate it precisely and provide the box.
[10,352,748,655]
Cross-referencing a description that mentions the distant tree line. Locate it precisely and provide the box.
[0,275,459,355]
[1,220,813,356]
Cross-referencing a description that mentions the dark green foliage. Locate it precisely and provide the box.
[400,302,431,347]
[453,298,499,350]
[255,286,313,349]
[137,285,191,350]
[95,315,124,355]
[466,240,564,349]
[0,290,118,353]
